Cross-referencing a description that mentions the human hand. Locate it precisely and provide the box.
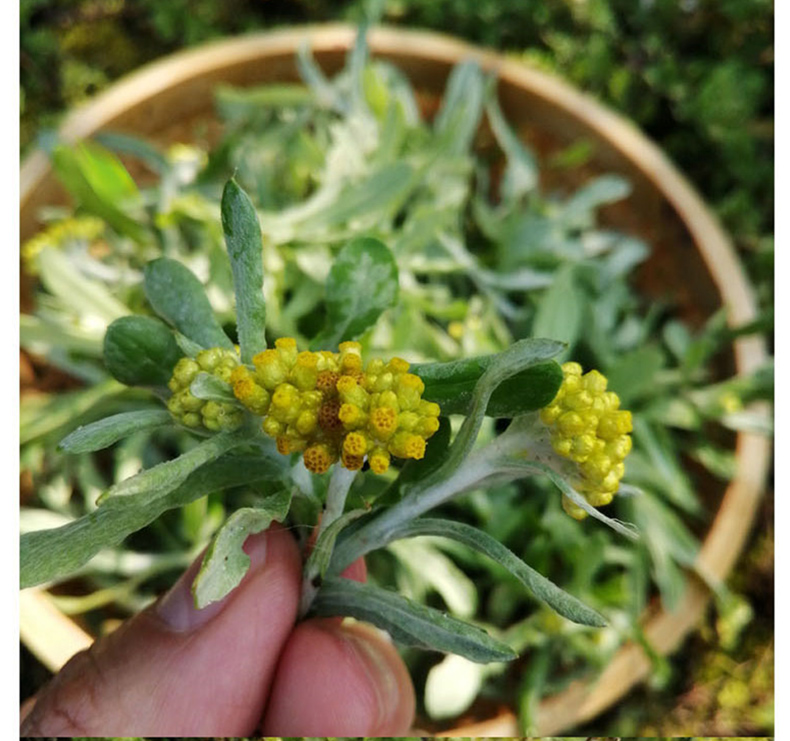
[20,524,415,735]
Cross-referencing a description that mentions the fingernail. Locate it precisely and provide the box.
[156,531,269,631]
[342,625,403,733]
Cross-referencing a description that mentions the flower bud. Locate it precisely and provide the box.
[226,337,442,474]
[541,363,633,517]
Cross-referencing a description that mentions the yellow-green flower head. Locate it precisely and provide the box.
[540,362,633,519]
[22,216,106,274]
[230,337,441,475]
[167,348,244,432]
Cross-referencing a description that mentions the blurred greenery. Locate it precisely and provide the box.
[577,501,773,736]
[20,0,773,270]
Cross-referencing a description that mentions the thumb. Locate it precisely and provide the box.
[21,524,301,736]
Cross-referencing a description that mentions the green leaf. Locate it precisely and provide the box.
[215,83,313,122]
[682,308,729,375]
[629,417,699,513]
[305,509,369,581]
[51,142,146,242]
[97,430,246,505]
[93,131,169,174]
[629,491,699,611]
[486,91,538,201]
[506,459,639,541]
[688,443,736,480]
[37,247,128,324]
[442,338,566,477]
[21,313,103,357]
[329,340,566,575]
[346,20,371,111]
[412,357,563,417]
[385,518,606,627]
[20,378,129,445]
[70,141,140,201]
[58,409,172,453]
[189,373,237,404]
[517,644,551,734]
[192,490,292,608]
[561,174,631,227]
[310,578,517,663]
[532,265,583,351]
[434,60,485,155]
[312,236,399,348]
[301,162,415,232]
[103,315,183,387]
[720,409,773,435]
[20,450,288,588]
[144,258,233,351]
[296,41,346,113]
[388,538,477,618]
[606,345,666,405]
[221,178,267,363]
[174,331,204,358]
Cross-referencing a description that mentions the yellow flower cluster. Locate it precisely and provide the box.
[22,216,105,273]
[167,348,244,432]
[230,338,441,475]
[540,362,633,519]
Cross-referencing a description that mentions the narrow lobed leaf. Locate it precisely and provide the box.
[385,518,607,627]
[296,41,347,113]
[561,174,631,227]
[20,449,289,589]
[485,89,538,201]
[93,131,169,174]
[311,236,399,349]
[215,83,314,122]
[504,460,640,541]
[144,258,233,351]
[305,508,369,581]
[192,490,292,608]
[442,338,566,478]
[434,60,486,155]
[310,577,517,664]
[21,313,104,358]
[58,409,172,454]
[20,378,129,446]
[51,142,147,242]
[301,162,415,234]
[221,178,267,363]
[412,357,563,417]
[38,247,129,325]
[97,430,247,505]
[532,265,583,352]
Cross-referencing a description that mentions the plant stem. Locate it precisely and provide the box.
[317,465,357,540]
[330,450,494,574]
[299,465,357,616]
[328,416,555,573]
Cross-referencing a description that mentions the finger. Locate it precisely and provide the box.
[339,556,367,583]
[21,524,302,737]
[261,617,415,734]
[19,696,35,724]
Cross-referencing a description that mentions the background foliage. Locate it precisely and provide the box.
[20,0,774,275]
[20,0,773,735]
